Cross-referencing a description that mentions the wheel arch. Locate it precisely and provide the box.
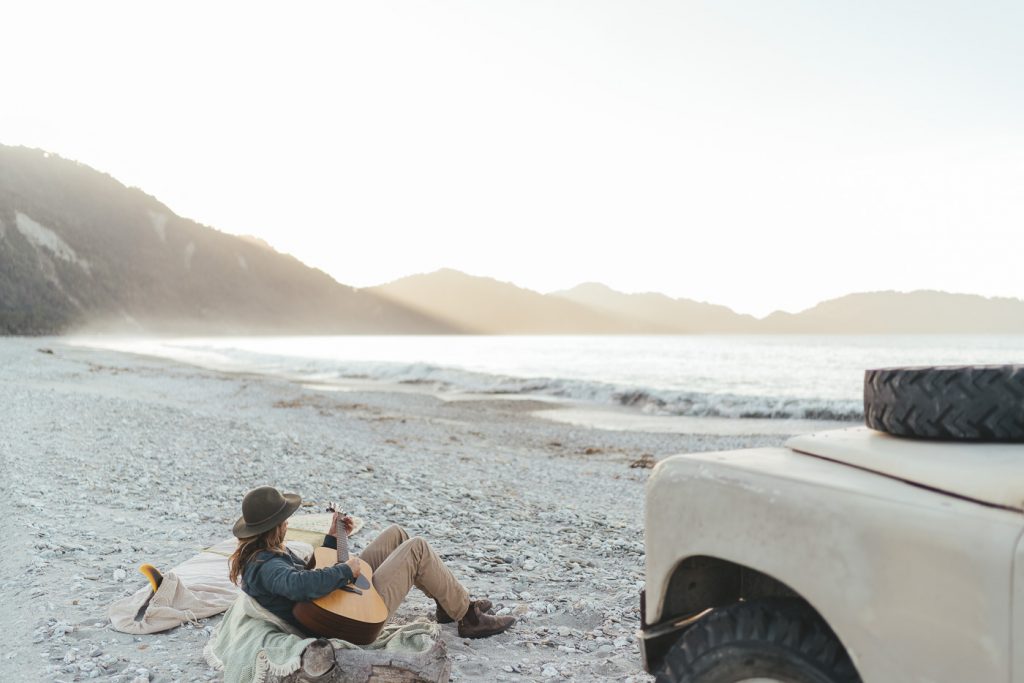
[643,554,859,677]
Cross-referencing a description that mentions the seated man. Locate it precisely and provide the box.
[229,485,515,639]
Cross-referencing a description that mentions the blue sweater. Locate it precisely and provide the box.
[241,537,354,630]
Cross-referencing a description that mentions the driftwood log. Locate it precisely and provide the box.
[268,637,452,683]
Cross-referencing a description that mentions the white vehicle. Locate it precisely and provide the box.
[640,365,1024,683]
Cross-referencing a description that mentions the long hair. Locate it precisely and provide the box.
[229,522,288,586]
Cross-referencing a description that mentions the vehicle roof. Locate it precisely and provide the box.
[786,427,1024,512]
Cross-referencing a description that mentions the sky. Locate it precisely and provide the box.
[2,1,1022,317]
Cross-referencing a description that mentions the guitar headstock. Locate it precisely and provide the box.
[326,502,349,537]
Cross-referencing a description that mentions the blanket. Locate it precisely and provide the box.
[204,594,441,683]
[108,513,360,634]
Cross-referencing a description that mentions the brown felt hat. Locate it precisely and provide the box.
[233,486,301,538]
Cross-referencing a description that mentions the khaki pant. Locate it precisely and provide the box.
[359,525,471,622]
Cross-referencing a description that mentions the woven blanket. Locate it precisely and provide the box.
[204,594,441,683]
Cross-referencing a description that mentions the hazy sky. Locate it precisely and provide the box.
[3,1,1022,317]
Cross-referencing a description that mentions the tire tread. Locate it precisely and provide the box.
[655,599,860,683]
[864,365,1024,442]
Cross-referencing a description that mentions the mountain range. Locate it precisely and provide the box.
[2,144,1022,336]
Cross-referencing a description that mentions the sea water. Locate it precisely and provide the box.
[75,335,1024,422]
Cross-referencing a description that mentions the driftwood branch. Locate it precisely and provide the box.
[270,636,451,683]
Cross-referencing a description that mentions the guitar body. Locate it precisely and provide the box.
[292,540,388,645]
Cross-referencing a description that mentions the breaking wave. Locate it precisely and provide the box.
[321,361,864,422]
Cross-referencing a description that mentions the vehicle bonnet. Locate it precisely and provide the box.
[787,427,1024,512]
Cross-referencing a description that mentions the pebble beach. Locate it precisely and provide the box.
[1,338,816,682]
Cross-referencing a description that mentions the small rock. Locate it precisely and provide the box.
[629,454,657,469]
[50,621,72,637]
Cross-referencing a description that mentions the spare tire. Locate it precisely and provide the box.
[864,365,1024,442]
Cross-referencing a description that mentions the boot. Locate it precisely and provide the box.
[457,600,515,639]
[436,598,492,624]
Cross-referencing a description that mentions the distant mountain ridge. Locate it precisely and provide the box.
[551,282,758,333]
[369,269,655,334]
[3,144,1023,335]
[373,273,1024,335]
[758,290,1024,334]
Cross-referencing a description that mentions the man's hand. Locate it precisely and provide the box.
[330,511,355,536]
[345,556,362,579]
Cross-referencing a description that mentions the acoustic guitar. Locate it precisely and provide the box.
[292,504,388,644]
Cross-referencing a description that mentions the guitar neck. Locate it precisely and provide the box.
[328,505,350,563]
[335,526,350,563]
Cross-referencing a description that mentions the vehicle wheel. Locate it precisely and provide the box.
[864,365,1024,441]
[655,599,860,683]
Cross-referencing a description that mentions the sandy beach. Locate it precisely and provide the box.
[1,338,827,682]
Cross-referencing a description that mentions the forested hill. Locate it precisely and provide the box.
[0,146,453,335]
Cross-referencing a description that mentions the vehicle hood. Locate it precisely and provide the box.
[787,427,1024,512]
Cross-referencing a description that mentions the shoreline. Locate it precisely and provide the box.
[64,335,859,436]
[2,337,820,682]
[62,335,868,425]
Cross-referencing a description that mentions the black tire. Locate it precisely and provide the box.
[864,365,1024,442]
[655,599,860,683]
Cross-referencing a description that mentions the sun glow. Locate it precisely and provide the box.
[3,1,1023,317]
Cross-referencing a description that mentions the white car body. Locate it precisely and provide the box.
[642,427,1024,682]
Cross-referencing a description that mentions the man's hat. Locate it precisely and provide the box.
[233,486,301,538]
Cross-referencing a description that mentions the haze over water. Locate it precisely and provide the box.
[75,335,1024,422]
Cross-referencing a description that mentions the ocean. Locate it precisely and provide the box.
[74,335,1024,422]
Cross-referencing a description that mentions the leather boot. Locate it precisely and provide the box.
[457,600,515,639]
[436,598,492,624]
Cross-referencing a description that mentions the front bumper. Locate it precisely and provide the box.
[639,589,678,673]
[639,589,711,673]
